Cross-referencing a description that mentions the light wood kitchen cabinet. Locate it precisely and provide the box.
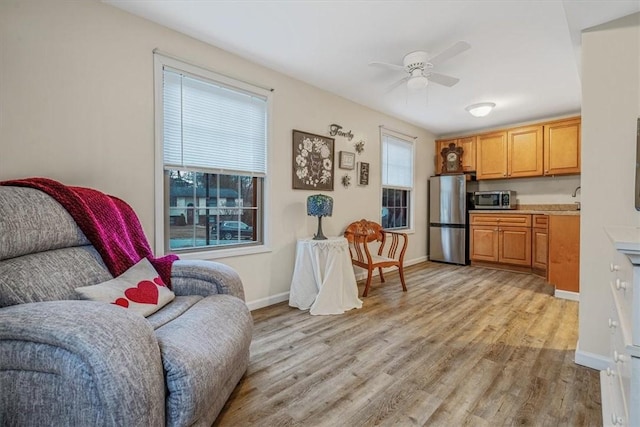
[499,226,532,266]
[477,126,543,180]
[440,115,580,180]
[434,139,450,173]
[470,212,580,294]
[458,136,476,172]
[532,214,548,274]
[434,136,476,174]
[544,118,581,175]
[507,125,543,178]
[548,215,580,293]
[476,132,508,179]
[470,214,532,267]
[469,226,499,262]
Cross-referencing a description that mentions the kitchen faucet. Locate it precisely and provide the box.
[572,186,581,197]
[572,186,581,210]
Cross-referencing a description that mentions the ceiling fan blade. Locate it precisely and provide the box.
[428,41,471,66]
[369,61,405,72]
[428,72,460,87]
[386,76,410,93]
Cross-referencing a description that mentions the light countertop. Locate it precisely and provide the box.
[469,209,580,216]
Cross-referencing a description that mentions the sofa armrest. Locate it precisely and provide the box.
[0,301,165,426]
[170,259,245,301]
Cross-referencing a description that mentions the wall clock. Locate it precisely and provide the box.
[441,143,464,174]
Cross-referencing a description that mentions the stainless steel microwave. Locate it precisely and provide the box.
[473,191,516,209]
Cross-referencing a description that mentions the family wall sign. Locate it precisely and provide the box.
[329,124,354,141]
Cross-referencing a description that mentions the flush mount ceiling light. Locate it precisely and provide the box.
[466,102,496,117]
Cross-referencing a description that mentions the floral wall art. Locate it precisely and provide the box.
[292,130,334,191]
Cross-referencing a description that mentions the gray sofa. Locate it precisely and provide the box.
[0,185,253,426]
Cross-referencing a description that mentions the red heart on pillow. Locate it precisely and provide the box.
[112,298,129,308]
[124,280,159,305]
[153,276,166,288]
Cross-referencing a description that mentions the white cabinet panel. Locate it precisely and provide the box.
[603,227,640,427]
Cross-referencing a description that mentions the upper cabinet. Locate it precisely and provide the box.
[436,116,580,180]
[458,136,477,173]
[544,118,581,176]
[434,136,476,174]
[476,132,507,179]
[508,125,544,178]
[476,126,543,180]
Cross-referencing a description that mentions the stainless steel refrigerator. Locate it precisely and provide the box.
[428,175,477,265]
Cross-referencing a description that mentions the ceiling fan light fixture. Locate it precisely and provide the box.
[466,102,496,117]
[407,75,428,90]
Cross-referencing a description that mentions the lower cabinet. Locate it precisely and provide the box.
[548,215,580,293]
[470,213,579,295]
[469,226,499,262]
[532,214,549,274]
[470,214,532,268]
[498,226,531,266]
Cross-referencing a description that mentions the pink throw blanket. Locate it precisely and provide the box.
[1,177,178,286]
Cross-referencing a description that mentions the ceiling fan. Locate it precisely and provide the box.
[369,41,470,92]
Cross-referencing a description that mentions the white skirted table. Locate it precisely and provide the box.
[289,236,362,315]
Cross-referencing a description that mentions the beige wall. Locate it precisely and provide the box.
[0,0,434,308]
[578,13,640,366]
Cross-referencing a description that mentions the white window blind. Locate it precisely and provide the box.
[163,67,268,175]
[382,133,413,189]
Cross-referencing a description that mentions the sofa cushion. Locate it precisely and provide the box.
[146,295,203,330]
[76,258,175,317]
[0,246,113,308]
[0,187,89,261]
[155,294,253,427]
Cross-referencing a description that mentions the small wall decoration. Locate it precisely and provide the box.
[339,151,355,170]
[341,174,352,188]
[354,140,365,155]
[358,162,370,186]
[292,130,334,191]
[329,124,354,141]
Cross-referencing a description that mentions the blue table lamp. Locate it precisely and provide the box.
[307,194,333,240]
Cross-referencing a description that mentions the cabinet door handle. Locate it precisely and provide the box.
[615,279,627,290]
[606,367,615,377]
[612,413,624,425]
[608,318,618,329]
[613,350,625,363]
[610,263,620,272]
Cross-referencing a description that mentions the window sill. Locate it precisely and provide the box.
[170,244,272,261]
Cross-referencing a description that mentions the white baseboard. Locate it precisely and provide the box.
[554,289,579,301]
[575,341,611,370]
[246,291,289,311]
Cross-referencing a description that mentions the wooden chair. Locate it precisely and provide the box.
[343,219,408,297]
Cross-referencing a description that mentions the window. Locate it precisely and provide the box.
[381,129,414,230]
[155,54,270,253]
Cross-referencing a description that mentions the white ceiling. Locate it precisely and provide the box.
[105,0,640,136]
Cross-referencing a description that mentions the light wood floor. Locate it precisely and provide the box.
[215,262,602,426]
